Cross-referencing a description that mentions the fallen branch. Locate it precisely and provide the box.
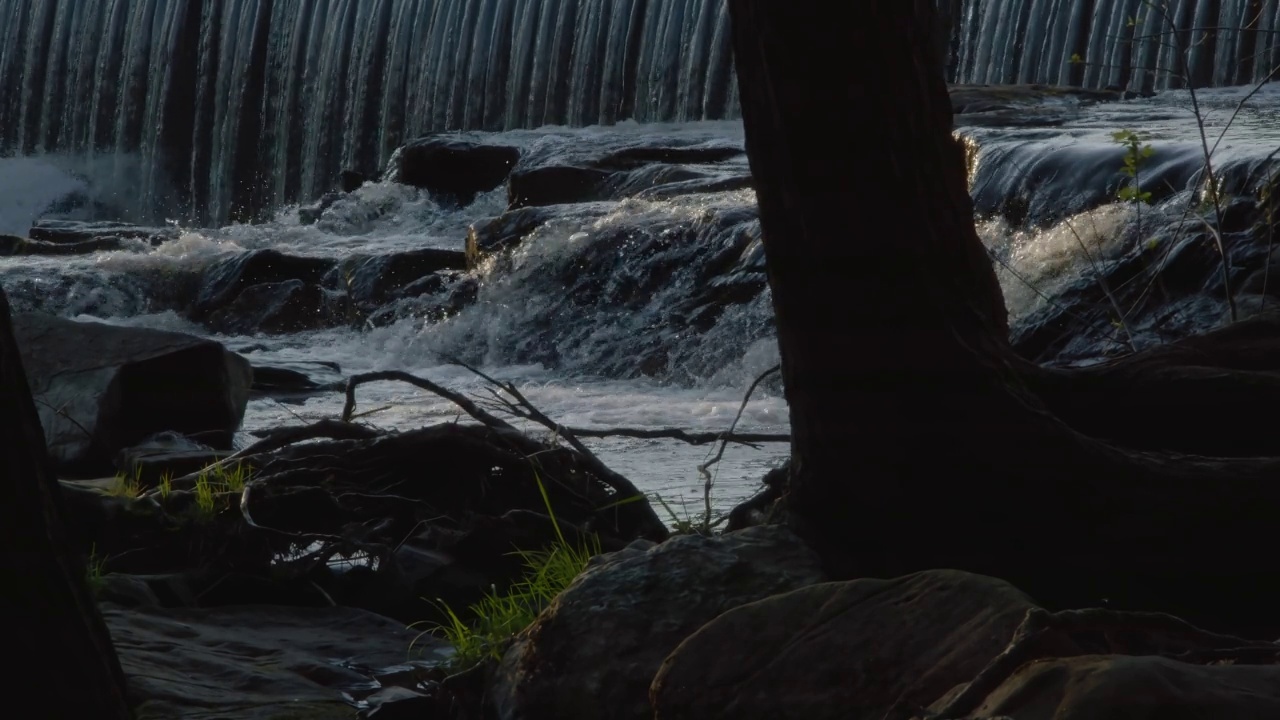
[550,426,787,446]
[343,371,517,432]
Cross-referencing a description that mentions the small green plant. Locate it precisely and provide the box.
[108,466,143,499]
[190,462,252,520]
[415,470,601,670]
[158,470,173,500]
[1112,129,1155,204]
[651,493,701,535]
[85,543,108,595]
[194,471,217,519]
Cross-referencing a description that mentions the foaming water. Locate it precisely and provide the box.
[0,156,87,234]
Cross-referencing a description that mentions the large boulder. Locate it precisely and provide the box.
[12,314,251,475]
[650,570,1038,720]
[486,525,826,720]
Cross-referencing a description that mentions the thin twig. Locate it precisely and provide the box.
[34,398,94,441]
[1063,218,1138,352]
[697,364,782,532]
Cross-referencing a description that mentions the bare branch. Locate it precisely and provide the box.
[342,370,517,432]
[697,365,782,530]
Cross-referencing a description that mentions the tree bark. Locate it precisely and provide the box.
[0,287,132,717]
[729,0,1280,636]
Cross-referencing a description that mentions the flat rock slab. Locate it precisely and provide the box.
[651,569,1039,720]
[103,603,446,720]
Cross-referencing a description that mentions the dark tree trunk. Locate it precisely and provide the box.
[729,0,1280,636]
[0,287,131,717]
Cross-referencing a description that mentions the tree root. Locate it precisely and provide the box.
[1020,313,1280,456]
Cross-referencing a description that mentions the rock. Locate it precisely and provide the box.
[192,249,335,322]
[97,573,161,607]
[953,655,1280,719]
[465,205,612,268]
[507,165,614,208]
[249,360,344,396]
[341,169,368,193]
[115,432,225,487]
[331,248,468,306]
[388,135,521,205]
[486,525,825,720]
[0,234,128,255]
[503,132,747,209]
[103,603,441,720]
[650,570,1038,720]
[362,686,437,719]
[29,219,178,245]
[207,280,348,334]
[298,191,344,225]
[12,314,252,475]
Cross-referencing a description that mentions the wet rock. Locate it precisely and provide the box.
[116,432,225,487]
[389,135,521,205]
[487,525,825,720]
[0,233,128,255]
[249,360,344,396]
[362,686,436,719]
[650,570,1038,720]
[506,140,746,209]
[192,249,335,322]
[206,279,347,334]
[29,219,178,245]
[330,248,468,306]
[103,603,435,720]
[341,169,369,193]
[948,84,1129,115]
[465,205,611,268]
[507,165,614,208]
[11,313,251,475]
[299,191,344,225]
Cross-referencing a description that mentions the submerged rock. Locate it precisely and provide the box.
[103,603,438,720]
[486,525,825,720]
[12,313,251,476]
[651,570,1037,720]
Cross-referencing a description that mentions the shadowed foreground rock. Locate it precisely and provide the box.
[12,313,252,475]
[486,525,825,720]
[957,655,1280,719]
[650,570,1037,720]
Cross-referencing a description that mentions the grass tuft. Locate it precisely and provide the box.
[414,470,601,670]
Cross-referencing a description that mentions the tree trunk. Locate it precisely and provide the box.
[0,287,132,717]
[729,0,1280,636]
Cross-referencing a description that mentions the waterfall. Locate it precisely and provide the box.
[953,0,1280,91]
[1,0,1276,225]
[0,0,740,224]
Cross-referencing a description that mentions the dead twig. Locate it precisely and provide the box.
[342,370,517,432]
[697,364,782,532]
